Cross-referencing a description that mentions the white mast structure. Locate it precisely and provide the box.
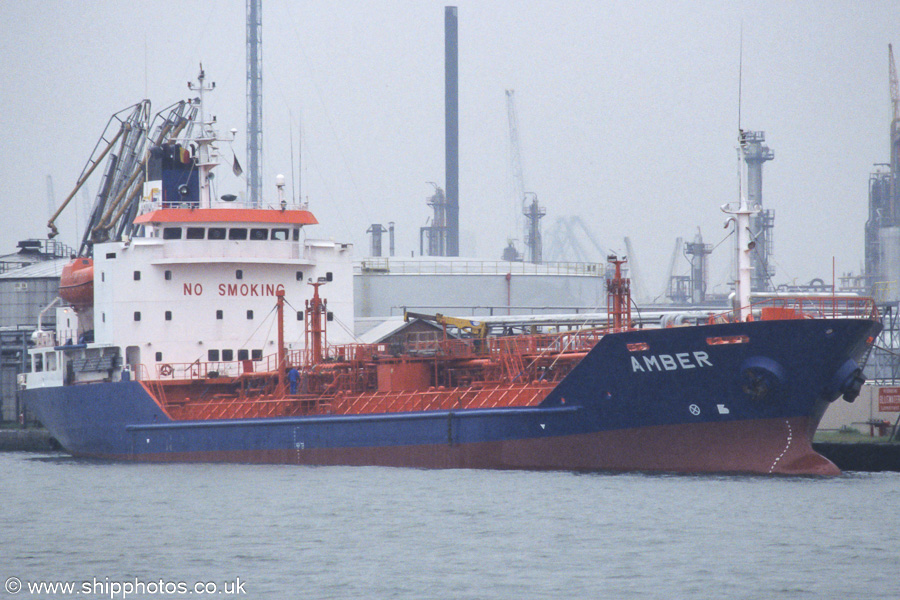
[185,67,236,210]
[722,131,758,322]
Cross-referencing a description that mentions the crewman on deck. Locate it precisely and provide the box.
[288,366,300,395]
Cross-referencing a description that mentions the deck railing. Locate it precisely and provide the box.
[141,295,879,383]
[356,258,604,277]
[746,295,880,321]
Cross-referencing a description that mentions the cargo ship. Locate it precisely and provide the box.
[21,70,881,475]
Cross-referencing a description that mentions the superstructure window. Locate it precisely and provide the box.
[208,228,226,240]
[216,310,223,320]
[250,228,268,240]
[165,270,172,280]
[208,349,220,361]
[33,354,43,372]
[251,349,262,360]
[222,349,234,361]
[327,312,334,322]
[106,252,116,259]
[272,228,289,241]
[165,311,172,321]
[293,228,300,241]
[134,312,141,321]
[228,228,247,240]
[133,271,141,281]
[237,349,249,361]
[326,272,333,282]
[296,271,304,281]
[236,269,243,280]
[186,227,205,240]
[246,310,253,320]
[155,352,162,362]
[297,311,303,321]
[163,227,182,239]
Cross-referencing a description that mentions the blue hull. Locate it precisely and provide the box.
[23,318,880,475]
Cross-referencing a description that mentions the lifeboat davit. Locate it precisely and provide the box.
[59,257,94,310]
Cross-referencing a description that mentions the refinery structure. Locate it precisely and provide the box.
[862,45,900,383]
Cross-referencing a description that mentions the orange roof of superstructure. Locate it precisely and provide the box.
[133,208,318,226]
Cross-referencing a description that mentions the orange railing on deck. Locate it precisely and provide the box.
[138,325,608,387]
[750,296,880,321]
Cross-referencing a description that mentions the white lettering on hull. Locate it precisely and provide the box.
[631,351,712,373]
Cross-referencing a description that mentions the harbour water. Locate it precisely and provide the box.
[2,452,898,599]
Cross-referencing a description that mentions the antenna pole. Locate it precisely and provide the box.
[289,112,296,204]
[738,22,743,132]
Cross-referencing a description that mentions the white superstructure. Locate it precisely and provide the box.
[25,68,354,389]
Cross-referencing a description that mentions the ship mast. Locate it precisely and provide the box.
[188,66,217,209]
[722,131,757,321]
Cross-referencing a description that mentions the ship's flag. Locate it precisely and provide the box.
[232,152,243,177]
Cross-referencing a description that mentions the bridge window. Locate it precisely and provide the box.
[293,228,300,241]
[228,228,247,240]
[33,354,43,373]
[163,227,182,240]
[251,349,262,360]
[272,228,289,241]
[222,349,234,361]
[186,227,205,240]
[208,349,220,361]
[237,349,249,361]
[208,227,226,240]
[250,228,268,240]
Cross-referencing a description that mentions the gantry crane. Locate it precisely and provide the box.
[505,90,545,264]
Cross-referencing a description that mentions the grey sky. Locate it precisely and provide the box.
[1,1,896,297]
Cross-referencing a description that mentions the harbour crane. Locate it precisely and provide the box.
[505,90,545,264]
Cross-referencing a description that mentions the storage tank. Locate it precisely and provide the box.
[877,226,900,303]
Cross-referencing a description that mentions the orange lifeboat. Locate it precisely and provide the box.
[59,257,94,310]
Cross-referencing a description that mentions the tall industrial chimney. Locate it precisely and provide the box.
[445,6,459,256]
[740,130,774,292]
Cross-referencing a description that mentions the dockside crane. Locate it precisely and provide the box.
[505,90,545,264]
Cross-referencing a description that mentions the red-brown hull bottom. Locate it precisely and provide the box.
[94,416,837,476]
